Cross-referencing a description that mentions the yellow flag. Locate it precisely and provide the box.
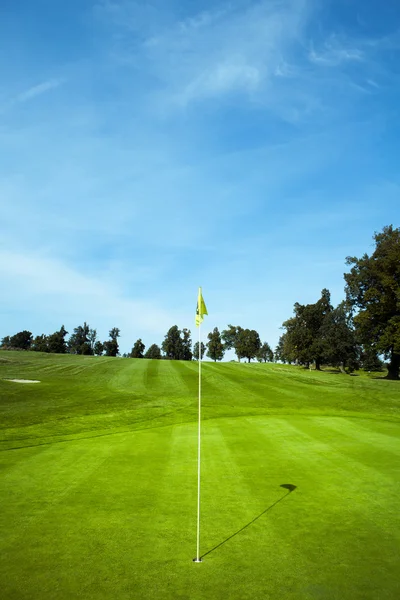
[195,287,208,327]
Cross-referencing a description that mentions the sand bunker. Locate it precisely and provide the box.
[4,379,41,384]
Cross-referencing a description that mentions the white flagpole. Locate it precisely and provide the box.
[194,319,202,562]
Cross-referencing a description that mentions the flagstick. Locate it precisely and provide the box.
[194,321,202,563]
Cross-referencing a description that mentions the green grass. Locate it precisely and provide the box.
[0,351,399,599]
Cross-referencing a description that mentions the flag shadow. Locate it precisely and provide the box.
[200,484,297,559]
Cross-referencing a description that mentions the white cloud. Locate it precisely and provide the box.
[92,0,399,124]
[177,6,229,33]
[17,79,65,102]
[309,37,364,66]
[100,0,311,108]
[0,251,180,347]
[178,60,261,105]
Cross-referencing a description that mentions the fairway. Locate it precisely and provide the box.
[1,353,399,599]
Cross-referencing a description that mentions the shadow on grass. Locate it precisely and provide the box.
[200,484,297,559]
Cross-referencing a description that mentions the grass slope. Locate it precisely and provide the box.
[0,352,399,599]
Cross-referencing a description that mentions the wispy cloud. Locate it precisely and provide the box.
[177,60,261,106]
[17,78,65,103]
[0,250,179,345]
[308,38,364,66]
[97,0,311,109]
[94,0,397,123]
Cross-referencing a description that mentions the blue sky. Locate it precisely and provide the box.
[1,0,399,357]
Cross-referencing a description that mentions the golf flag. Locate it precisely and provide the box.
[194,286,207,563]
[196,288,208,327]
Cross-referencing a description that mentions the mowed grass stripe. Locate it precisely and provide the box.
[201,417,319,597]
[200,419,263,555]
[0,427,175,600]
[233,416,400,599]
[0,439,114,552]
[142,357,160,389]
[204,362,270,404]
[249,417,400,543]
[133,419,289,600]
[312,416,400,459]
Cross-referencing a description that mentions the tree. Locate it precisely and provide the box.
[319,302,360,372]
[345,225,400,380]
[68,322,91,355]
[32,334,49,352]
[282,289,333,369]
[9,330,33,350]
[257,342,274,363]
[161,326,193,360]
[0,336,11,349]
[360,347,383,372]
[47,325,68,354]
[221,325,244,361]
[94,341,104,356]
[103,327,120,357]
[109,327,120,342]
[162,325,183,360]
[275,333,295,364]
[206,328,225,362]
[274,335,284,363]
[131,338,145,358]
[181,328,193,361]
[193,341,206,360]
[235,329,261,363]
[88,329,97,353]
[103,340,119,357]
[144,344,162,359]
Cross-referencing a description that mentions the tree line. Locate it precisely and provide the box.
[2,226,399,378]
[1,324,121,357]
[129,326,273,363]
[276,225,400,380]
[0,323,274,364]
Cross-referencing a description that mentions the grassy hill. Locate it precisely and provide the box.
[0,352,399,599]
[0,352,398,449]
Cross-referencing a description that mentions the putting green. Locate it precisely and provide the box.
[0,352,399,599]
[1,414,399,599]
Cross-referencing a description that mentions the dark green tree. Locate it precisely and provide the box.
[47,325,68,354]
[235,329,261,363]
[103,340,119,356]
[206,328,225,362]
[103,327,120,357]
[274,333,295,364]
[282,289,332,369]
[94,341,104,356]
[144,344,162,359]
[345,225,400,380]
[0,336,11,348]
[131,338,145,358]
[68,322,91,355]
[274,335,284,363]
[32,334,49,352]
[221,325,244,361]
[161,326,193,360]
[319,302,360,372]
[9,330,33,350]
[109,327,120,342]
[181,328,193,361]
[193,341,206,360]
[162,325,183,360]
[88,329,97,353]
[360,347,383,372]
[257,342,274,363]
